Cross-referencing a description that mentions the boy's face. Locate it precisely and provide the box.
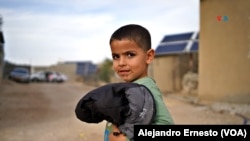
[110,39,154,82]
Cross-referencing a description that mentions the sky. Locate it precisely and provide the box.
[0,0,199,66]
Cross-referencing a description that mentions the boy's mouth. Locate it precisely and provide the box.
[118,70,130,75]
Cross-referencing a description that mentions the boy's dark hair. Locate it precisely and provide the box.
[109,24,151,51]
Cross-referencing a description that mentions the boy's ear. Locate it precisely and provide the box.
[146,49,155,64]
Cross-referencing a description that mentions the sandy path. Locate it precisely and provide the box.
[0,81,248,141]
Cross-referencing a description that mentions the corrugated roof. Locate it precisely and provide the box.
[155,32,199,56]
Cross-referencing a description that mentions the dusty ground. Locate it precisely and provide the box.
[0,80,249,141]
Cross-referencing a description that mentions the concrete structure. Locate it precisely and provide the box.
[199,0,250,103]
[152,32,199,94]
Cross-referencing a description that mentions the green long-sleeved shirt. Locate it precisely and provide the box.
[133,77,174,125]
[104,77,174,141]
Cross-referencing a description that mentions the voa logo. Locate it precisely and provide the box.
[217,16,228,22]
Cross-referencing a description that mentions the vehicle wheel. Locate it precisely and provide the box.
[31,78,39,82]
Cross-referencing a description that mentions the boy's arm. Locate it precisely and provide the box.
[109,125,127,141]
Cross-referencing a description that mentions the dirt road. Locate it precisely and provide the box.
[0,81,249,141]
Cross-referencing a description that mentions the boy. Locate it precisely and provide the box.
[105,24,174,141]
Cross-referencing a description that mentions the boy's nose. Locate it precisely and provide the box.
[118,57,126,66]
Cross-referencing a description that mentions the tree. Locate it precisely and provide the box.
[98,58,113,83]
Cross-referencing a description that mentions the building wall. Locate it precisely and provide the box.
[152,54,198,94]
[152,56,175,93]
[152,55,191,94]
[199,0,250,103]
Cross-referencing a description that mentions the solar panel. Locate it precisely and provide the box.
[160,32,193,43]
[155,32,199,55]
[155,42,187,55]
[190,41,199,52]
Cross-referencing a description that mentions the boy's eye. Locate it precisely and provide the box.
[127,52,135,58]
[112,54,119,60]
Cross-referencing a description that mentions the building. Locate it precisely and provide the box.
[152,32,199,94]
[199,0,250,103]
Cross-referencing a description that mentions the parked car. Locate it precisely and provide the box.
[29,71,48,82]
[9,67,30,83]
[49,71,68,83]
[30,71,67,83]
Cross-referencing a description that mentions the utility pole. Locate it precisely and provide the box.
[0,14,5,82]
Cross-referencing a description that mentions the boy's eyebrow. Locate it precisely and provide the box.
[112,50,136,55]
[111,53,118,56]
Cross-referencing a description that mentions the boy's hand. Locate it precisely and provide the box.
[109,125,127,141]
